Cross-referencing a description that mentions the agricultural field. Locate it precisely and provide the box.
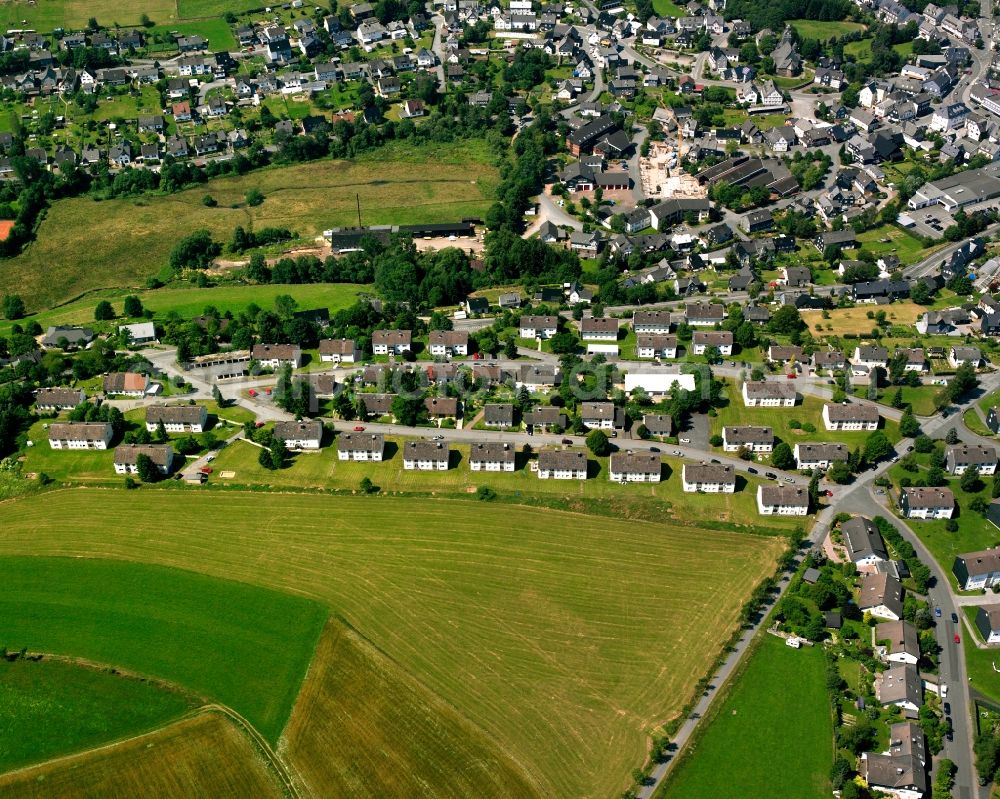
[710,381,901,448]
[0,711,286,799]
[1,282,367,337]
[282,622,542,798]
[0,488,786,799]
[801,302,925,335]
[0,657,197,773]
[0,556,326,743]
[659,635,833,799]
[1,140,497,312]
[651,0,686,16]
[0,0,264,30]
[788,19,866,39]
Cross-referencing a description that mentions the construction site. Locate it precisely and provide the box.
[638,140,706,202]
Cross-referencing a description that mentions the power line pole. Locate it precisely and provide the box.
[356,193,362,228]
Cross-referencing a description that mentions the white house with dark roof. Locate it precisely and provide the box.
[579,317,619,341]
[875,663,922,712]
[537,449,588,479]
[274,420,322,450]
[859,572,903,620]
[35,387,85,411]
[756,485,809,515]
[794,442,849,470]
[609,451,661,482]
[403,440,449,470]
[337,432,384,461]
[636,335,677,359]
[682,462,735,492]
[875,620,920,666]
[580,401,616,430]
[691,330,733,356]
[632,310,673,334]
[900,486,954,519]
[823,402,879,431]
[319,338,359,363]
[47,422,113,450]
[842,516,888,567]
[469,441,515,472]
[145,404,208,433]
[114,444,174,475]
[252,344,303,369]
[945,444,996,475]
[519,315,559,339]
[742,381,797,407]
[428,330,469,357]
[372,330,412,355]
[722,426,773,453]
[954,549,1000,591]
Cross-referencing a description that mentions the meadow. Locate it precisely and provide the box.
[0,0,263,30]
[659,634,833,799]
[208,438,806,531]
[801,302,925,336]
[1,282,367,336]
[1,140,497,312]
[0,657,197,772]
[0,556,327,744]
[282,622,542,798]
[0,711,286,799]
[788,19,866,39]
[0,488,786,799]
[710,381,901,449]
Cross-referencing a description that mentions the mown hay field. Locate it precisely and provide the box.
[2,141,496,311]
[0,711,286,799]
[282,622,542,798]
[0,489,785,799]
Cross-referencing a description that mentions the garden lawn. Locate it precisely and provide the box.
[0,657,198,772]
[658,634,832,799]
[962,613,1000,706]
[148,19,236,50]
[1,139,496,312]
[0,556,327,744]
[854,225,929,267]
[789,19,866,39]
[651,0,685,15]
[0,488,787,799]
[710,380,901,449]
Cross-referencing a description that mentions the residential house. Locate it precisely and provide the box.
[682,462,736,493]
[403,440,449,470]
[580,401,617,430]
[945,444,997,475]
[823,403,880,431]
[579,317,619,341]
[337,432,385,461]
[843,516,888,567]
[756,485,809,515]
[517,364,560,389]
[875,663,922,712]
[949,345,982,368]
[609,451,661,482]
[721,426,773,453]
[953,549,1000,591]
[794,442,849,471]
[537,448,588,479]
[862,751,926,799]
[319,338,359,363]
[113,444,174,475]
[35,388,84,411]
[424,397,458,419]
[469,441,516,472]
[519,315,559,339]
[273,420,322,450]
[632,310,673,334]
[643,414,674,437]
[685,302,725,326]
[103,372,149,398]
[768,344,804,364]
[428,330,469,357]
[900,487,955,519]
[252,344,302,369]
[740,209,773,233]
[145,404,207,433]
[371,330,412,355]
[974,604,1000,645]
[876,620,920,665]
[637,335,678,359]
[742,381,797,407]
[813,350,846,371]
[524,406,568,431]
[47,422,113,450]
[859,572,904,621]
[854,346,889,369]
[691,330,733,356]
[483,403,515,428]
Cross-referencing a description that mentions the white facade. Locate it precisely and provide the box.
[756,487,809,515]
[741,382,796,407]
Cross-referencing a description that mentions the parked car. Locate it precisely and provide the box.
[934,606,942,617]
[649,447,660,452]
[747,467,758,474]
[679,437,691,443]
[353,425,365,432]
[944,702,951,715]
[672,450,683,456]
[951,612,958,624]
[562,438,573,445]
[784,477,796,483]
[786,373,796,379]
[954,633,961,644]
[765,472,777,479]
[825,490,833,497]
[710,458,720,464]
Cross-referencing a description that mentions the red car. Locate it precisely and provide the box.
[954,634,961,644]
[248,389,257,397]
[255,421,265,428]
[786,373,797,379]
[825,490,834,497]
[354,425,365,432]
[265,388,272,395]
[200,466,213,475]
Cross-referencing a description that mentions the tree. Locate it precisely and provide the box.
[772,442,794,470]
[827,461,852,484]
[971,496,990,516]
[135,453,158,482]
[549,331,578,354]
[945,427,959,445]
[269,438,287,470]
[914,434,934,453]
[212,384,225,407]
[154,419,168,443]
[769,305,805,335]
[863,430,893,464]
[899,410,920,438]
[586,429,611,457]
[94,300,115,321]
[890,387,905,409]
[960,465,983,494]
[360,476,379,494]
[245,188,265,206]
[123,295,143,317]
[2,294,25,320]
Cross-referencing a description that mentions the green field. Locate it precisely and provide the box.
[0,0,263,29]
[962,610,1000,706]
[3,282,367,336]
[789,19,866,39]
[853,384,940,417]
[0,657,197,773]
[854,225,929,267]
[0,489,786,799]
[711,381,901,451]
[651,0,685,16]
[659,635,832,799]
[149,18,236,50]
[202,439,806,531]
[1,140,496,312]
[0,556,326,744]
